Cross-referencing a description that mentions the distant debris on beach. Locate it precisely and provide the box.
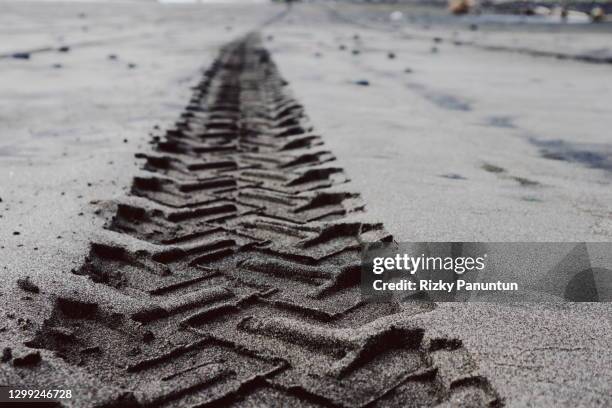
[590,6,606,22]
[448,0,474,15]
[447,0,608,23]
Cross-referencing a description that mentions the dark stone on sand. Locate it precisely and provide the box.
[13,350,41,367]
[440,173,466,180]
[512,176,540,187]
[128,63,137,69]
[108,54,118,60]
[58,46,70,53]
[52,63,63,69]
[17,277,39,294]
[404,68,413,73]
[388,52,396,59]
[57,295,98,319]
[352,49,360,55]
[482,163,505,173]
[13,231,20,235]
[339,44,346,50]
[12,52,30,60]
[354,79,370,86]
[433,37,442,43]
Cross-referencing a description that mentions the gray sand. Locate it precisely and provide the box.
[1,1,610,406]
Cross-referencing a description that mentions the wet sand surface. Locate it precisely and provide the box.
[1,1,611,406]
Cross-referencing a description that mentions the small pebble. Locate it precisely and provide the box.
[12,52,30,60]
[440,173,467,180]
[17,277,39,294]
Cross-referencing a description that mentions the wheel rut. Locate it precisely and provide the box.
[16,33,501,407]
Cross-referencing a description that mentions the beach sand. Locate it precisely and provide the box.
[1,1,610,406]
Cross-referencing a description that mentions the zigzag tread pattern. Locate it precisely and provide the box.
[25,34,501,408]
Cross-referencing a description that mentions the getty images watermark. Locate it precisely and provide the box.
[361,242,612,302]
[371,252,518,292]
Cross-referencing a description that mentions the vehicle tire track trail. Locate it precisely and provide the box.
[17,33,501,408]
